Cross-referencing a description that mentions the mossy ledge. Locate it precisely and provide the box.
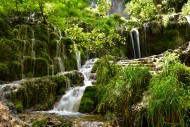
[10,71,84,112]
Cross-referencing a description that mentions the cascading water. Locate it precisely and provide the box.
[143,23,149,57]
[133,28,141,58]
[130,28,141,58]
[130,31,136,58]
[49,58,98,115]
[54,28,65,72]
[74,45,81,71]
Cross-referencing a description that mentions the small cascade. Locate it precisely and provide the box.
[31,39,35,58]
[130,31,136,58]
[49,58,98,115]
[0,79,26,99]
[91,0,96,8]
[185,15,190,25]
[54,28,65,72]
[130,28,141,58]
[57,57,65,72]
[31,29,35,58]
[143,23,149,57]
[74,45,81,71]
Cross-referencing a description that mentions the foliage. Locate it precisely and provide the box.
[146,52,190,126]
[182,0,190,14]
[125,0,158,21]
[15,102,23,113]
[98,65,151,125]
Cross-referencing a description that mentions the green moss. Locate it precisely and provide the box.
[34,23,49,42]
[32,119,47,127]
[79,86,98,113]
[9,61,22,80]
[61,121,72,127]
[0,39,19,63]
[15,102,23,113]
[49,75,67,95]
[65,55,77,71]
[64,71,84,85]
[0,63,9,81]
[24,56,35,77]
[0,19,14,39]
[34,58,48,77]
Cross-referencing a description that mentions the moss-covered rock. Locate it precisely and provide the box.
[0,39,19,63]
[0,63,10,81]
[79,86,98,113]
[9,61,22,80]
[10,71,83,111]
[34,58,48,77]
[23,56,35,77]
[0,19,14,39]
[11,78,57,110]
[64,71,84,85]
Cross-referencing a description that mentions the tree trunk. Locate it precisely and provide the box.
[38,2,47,24]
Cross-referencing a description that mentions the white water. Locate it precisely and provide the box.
[0,79,27,98]
[74,45,81,71]
[49,58,98,115]
[185,15,190,25]
[130,31,136,58]
[131,28,141,58]
[57,57,65,72]
[143,23,149,57]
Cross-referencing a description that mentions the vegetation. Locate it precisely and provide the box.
[0,0,190,126]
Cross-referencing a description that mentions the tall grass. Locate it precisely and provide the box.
[98,65,151,126]
[146,52,190,127]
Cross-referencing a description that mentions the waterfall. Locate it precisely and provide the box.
[133,28,141,58]
[143,23,149,57]
[74,45,81,71]
[130,31,136,58]
[31,28,35,58]
[54,28,65,72]
[57,57,65,72]
[49,58,98,115]
[185,15,190,25]
[129,28,141,59]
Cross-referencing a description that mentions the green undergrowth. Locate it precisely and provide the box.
[87,53,190,126]
[145,53,190,126]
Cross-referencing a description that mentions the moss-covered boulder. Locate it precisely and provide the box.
[10,70,84,111]
[64,71,84,86]
[0,39,19,63]
[23,56,35,77]
[34,58,48,77]
[8,61,22,80]
[0,63,10,81]
[79,86,98,113]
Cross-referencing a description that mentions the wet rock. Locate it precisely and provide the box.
[0,101,29,127]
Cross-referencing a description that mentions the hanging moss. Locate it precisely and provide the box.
[9,61,22,80]
[34,23,48,42]
[0,39,19,63]
[0,63,10,81]
[65,55,77,71]
[64,71,84,85]
[0,19,14,39]
[24,56,35,77]
[12,78,57,110]
[34,58,48,77]
[49,75,68,95]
